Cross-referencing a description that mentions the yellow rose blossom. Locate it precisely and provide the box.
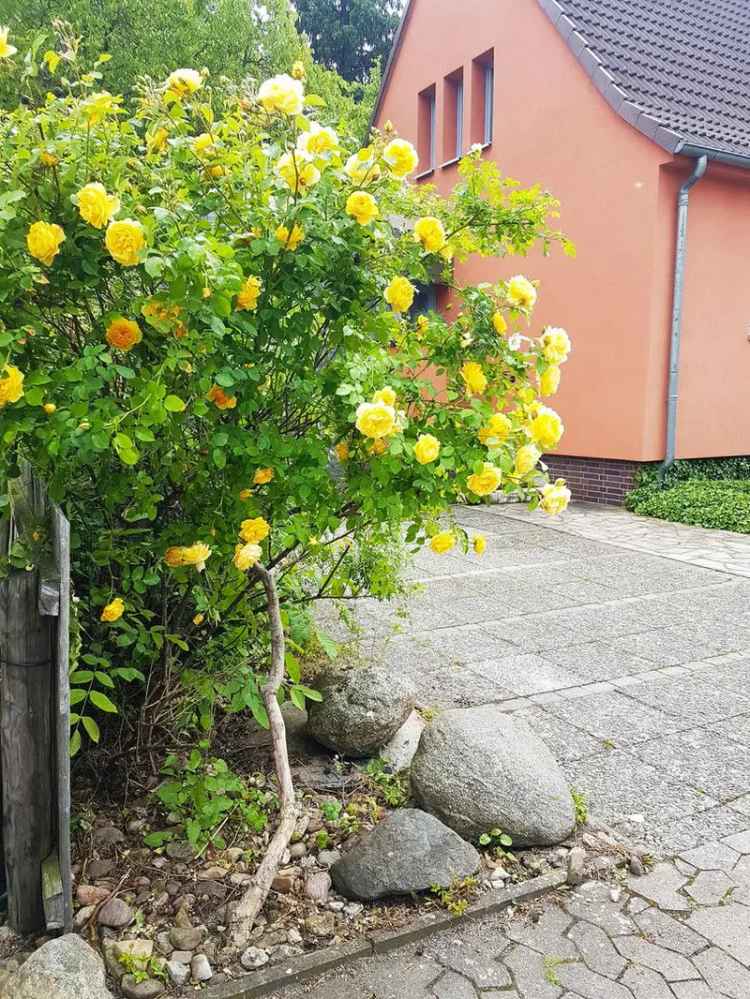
[275,223,304,250]
[384,276,415,313]
[529,406,564,449]
[0,365,24,408]
[257,74,304,115]
[40,151,59,167]
[164,542,212,571]
[430,531,455,555]
[100,597,124,622]
[372,387,397,406]
[27,221,65,266]
[467,463,502,497]
[479,412,512,446]
[414,433,440,465]
[236,275,262,311]
[193,613,205,626]
[416,314,429,335]
[291,60,306,80]
[473,534,487,555]
[539,365,561,396]
[514,444,541,476]
[43,402,56,414]
[344,148,381,185]
[240,516,270,544]
[460,361,487,396]
[355,400,396,439]
[105,219,145,267]
[539,478,571,516]
[492,312,508,335]
[192,132,215,158]
[253,467,274,485]
[297,123,338,156]
[106,317,142,352]
[0,26,17,58]
[414,216,446,253]
[234,542,263,571]
[165,68,203,100]
[540,327,572,364]
[335,441,350,461]
[345,190,379,226]
[507,275,537,310]
[275,151,321,193]
[239,488,253,500]
[207,385,237,410]
[76,182,120,229]
[147,127,169,154]
[82,91,122,125]
[383,138,418,177]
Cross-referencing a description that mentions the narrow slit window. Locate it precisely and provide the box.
[472,50,494,147]
[483,62,493,144]
[418,85,436,173]
[443,69,464,164]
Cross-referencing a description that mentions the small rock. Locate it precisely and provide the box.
[198,866,227,881]
[169,926,204,950]
[151,856,168,869]
[93,826,126,848]
[127,818,147,835]
[271,874,295,894]
[229,872,253,886]
[174,906,194,929]
[2,935,114,999]
[166,841,195,862]
[191,954,212,982]
[258,929,288,949]
[150,891,170,913]
[289,842,307,859]
[170,950,193,964]
[225,847,244,863]
[97,897,134,928]
[305,912,335,937]
[328,900,345,912]
[581,832,600,849]
[317,850,341,868]
[287,928,303,945]
[74,904,96,929]
[490,867,509,881]
[381,709,425,771]
[121,975,164,998]
[87,859,115,879]
[609,887,621,903]
[629,854,646,877]
[166,960,190,987]
[343,902,364,918]
[566,847,586,886]
[240,947,269,970]
[155,932,173,956]
[76,884,110,906]
[304,871,331,903]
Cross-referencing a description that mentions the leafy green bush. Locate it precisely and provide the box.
[626,480,750,534]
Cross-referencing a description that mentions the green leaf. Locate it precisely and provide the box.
[164,394,186,412]
[296,685,322,702]
[94,670,115,688]
[290,687,306,711]
[69,729,81,757]
[82,715,101,743]
[144,830,173,848]
[69,670,94,683]
[90,690,118,714]
[69,688,87,706]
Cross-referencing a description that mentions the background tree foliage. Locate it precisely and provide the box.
[295,0,403,82]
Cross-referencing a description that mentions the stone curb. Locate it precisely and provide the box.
[207,870,567,998]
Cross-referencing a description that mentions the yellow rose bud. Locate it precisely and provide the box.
[105,218,145,267]
[291,60,306,80]
[257,74,304,115]
[473,534,486,555]
[383,138,418,177]
[335,441,350,461]
[467,463,502,497]
[43,402,56,414]
[492,312,508,335]
[275,223,304,250]
[430,531,455,555]
[539,365,561,396]
[147,127,169,154]
[100,597,125,622]
[372,386,397,406]
[233,542,262,571]
[507,275,537,310]
[414,433,440,465]
[27,221,65,266]
[240,516,270,544]
[355,400,396,439]
[193,613,205,625]
[239,488,253,500]
[529,406,564,450]
[40,150,59,167]
[384,276,415,313]
[106,317,142,352]
[413,216,446,253]
[369,438,388,455]
[539,478,571,516]
[460,361,487,396]
[164,542,211,571]
[236,275,262,311]
[275,151,320,193]
[0,364,24,408]
[253,467,274,485]
[345,190,379,226]
[76,182,120,229]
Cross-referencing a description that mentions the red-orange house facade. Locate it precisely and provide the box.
[373,0,750,503]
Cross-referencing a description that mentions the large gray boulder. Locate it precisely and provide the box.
[1,935,113,999]
[331,809,480,900]
[410,707,576,847]
[306,666,415,757]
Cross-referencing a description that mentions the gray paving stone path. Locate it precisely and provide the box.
[291,503,750,997]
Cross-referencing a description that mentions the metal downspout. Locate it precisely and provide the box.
[659,154,708,483]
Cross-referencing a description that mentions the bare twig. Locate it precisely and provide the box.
[229,562,297,948]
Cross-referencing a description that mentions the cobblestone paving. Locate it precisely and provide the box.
[296,504,750,998]
[278,842,750,997]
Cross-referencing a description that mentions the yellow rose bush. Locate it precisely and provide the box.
[0,38,573,762]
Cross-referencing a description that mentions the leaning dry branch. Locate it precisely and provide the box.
[229,562,297,949]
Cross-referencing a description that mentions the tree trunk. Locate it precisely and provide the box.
[229,563,297,949]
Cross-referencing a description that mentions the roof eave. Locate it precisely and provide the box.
[367,0,416,136]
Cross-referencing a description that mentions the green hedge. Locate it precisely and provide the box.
[625,479,750,533]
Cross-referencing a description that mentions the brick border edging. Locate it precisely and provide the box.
[207,870,567,998]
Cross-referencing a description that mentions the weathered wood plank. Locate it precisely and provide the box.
[52,505,73,933]
[41,850,64,932]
